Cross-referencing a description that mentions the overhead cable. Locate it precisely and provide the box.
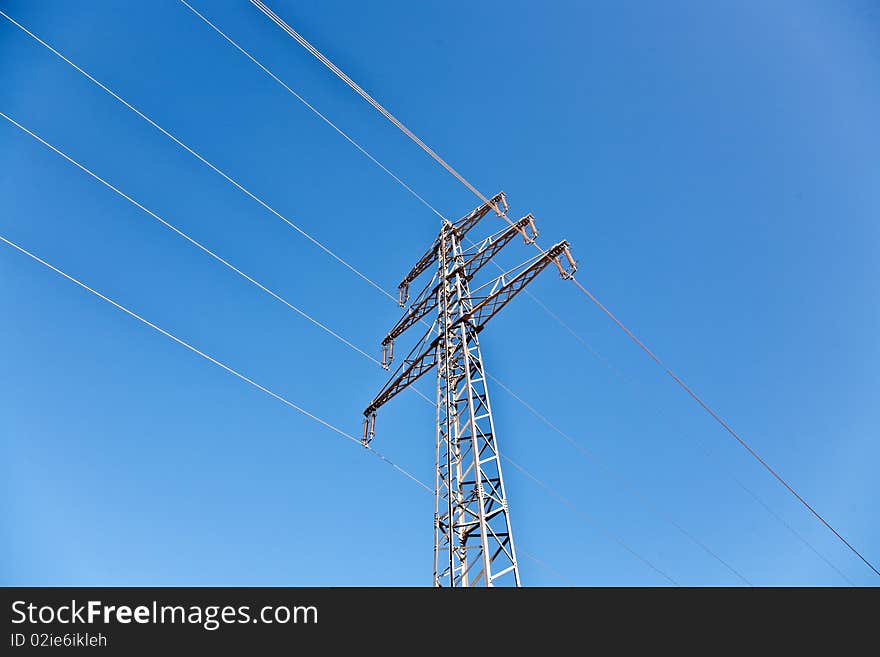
[0,111,379,366]
[0,233,428,491]
[1,8,749,584]
[0,8,396,304]
[0,233,568,585]
[251,0,879,579]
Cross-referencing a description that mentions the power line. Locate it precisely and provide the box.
[518,288,623,377]
[387,331,694,583]
[489,374,753,586]
[170,4,754,582]
[517,549,577,587]
[3,6,577,585]
[725,464,855,585]
[169,6,751,579]
[5,7,850,583]
[6,4,823,586]
[177,0,593,358]
[667,369,879,578]
[502,453,681,585]
[176,0,447,223]
[0,7,515,439]
[551,333,856,586]
[0,11,452,404]
[253,0,879,579]
[176,0,601,365]
[1,106,672,582]
[250,0,486,206]
[0,11,708,579]
[1,10,765,587]
[502,455,679,586]
[172,0,692,540]
[1,232,572,585]
[0,8,395,305]
[0,110,379,366]
[412,387,658,585]
[179,1,594,373]
[0,233,428,492]
[178,2,664,512]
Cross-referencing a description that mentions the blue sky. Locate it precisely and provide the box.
[1,0,878,586]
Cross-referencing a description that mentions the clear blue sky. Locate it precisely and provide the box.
[1,0,878,586]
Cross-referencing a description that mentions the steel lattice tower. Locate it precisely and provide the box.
[363,193,575,587]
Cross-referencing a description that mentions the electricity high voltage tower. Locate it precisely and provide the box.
[362,193,577,587]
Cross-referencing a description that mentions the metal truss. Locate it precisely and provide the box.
[362,193,576,587]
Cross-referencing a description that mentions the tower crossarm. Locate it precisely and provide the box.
[364,333,439,420]
[381,213,537,355]
[363,240,576,443]
[451,190,508,238]
[367,325,476,417]
[396,192,508,306]
[462,213,538,278]
[464,240,575,332]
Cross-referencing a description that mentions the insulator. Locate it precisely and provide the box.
[563,247,578,278]
[554,256,569,280]
[553,246,577,280]
[381,341,394,370]
[361,416,371,446]
[519,213,538,244]
[491,192,509,217]
[398,283,409,307]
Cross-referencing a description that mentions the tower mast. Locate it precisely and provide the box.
[363,193,576,587]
